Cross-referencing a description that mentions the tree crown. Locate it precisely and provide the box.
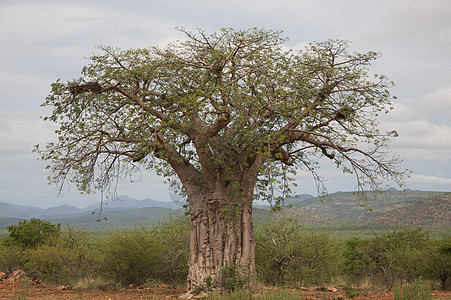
[35,28,406,204]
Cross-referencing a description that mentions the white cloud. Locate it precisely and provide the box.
[418,88,451,119]
[393,122,451,149]
[378,92,451,161]
[406,174,451,191]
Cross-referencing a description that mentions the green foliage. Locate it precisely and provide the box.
[101,226,163,286]
[24,226,100,285]
[205,276,213,290]
[150,212,190,282]
[3,218,61,249]
[0,244,24,272]
[101,212,189,286]
[255,219,341,286]
[0,216,449,292]
[343,227,450,290]
[422,237,450,290]
[343,237,369,281]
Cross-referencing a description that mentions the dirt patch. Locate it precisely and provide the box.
[1,271,450,299]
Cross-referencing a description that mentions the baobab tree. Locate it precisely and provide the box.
[35,28,405,291]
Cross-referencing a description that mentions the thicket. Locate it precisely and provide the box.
[0,215,449,292]
[343,228,450,290]
[255,219,341,286]
[101,212,190,286]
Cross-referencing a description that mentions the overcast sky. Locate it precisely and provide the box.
[1,0,450,208]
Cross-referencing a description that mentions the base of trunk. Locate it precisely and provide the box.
[187,194,257,291]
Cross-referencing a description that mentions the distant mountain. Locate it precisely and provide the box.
[50,207,174,228]
[283,194,314,206]
[1,191,448,230]
[253,205,340,227]
[40,204,83,217]
[0,217,21,229]
[292,190,443,224]
[84,195,182,212]
[0,202,44,219]
[0,195,182,220]
[358,193,451,229]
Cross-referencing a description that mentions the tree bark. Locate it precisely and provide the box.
[186,187,257,291]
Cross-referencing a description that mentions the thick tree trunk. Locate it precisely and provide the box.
[186,188,257,291]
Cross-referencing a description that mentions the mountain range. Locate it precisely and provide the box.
[0,190,449,230]
[0,195,180,220]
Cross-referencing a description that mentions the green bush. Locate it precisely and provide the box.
[24,226,99,285]
[342,227,447,290]
[101,225,161,286]
[0,244,24,272]
[101,211,190,286]
[422,237,450,290]
[1,214,446,292]
[3,218,61,249]
[150,212,190,282]
[255,219,341,286]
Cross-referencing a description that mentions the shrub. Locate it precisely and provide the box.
[0,244,24,272]
[343,227,441,289]
[101,225,160,286]
[3,218,61,249]
[255,218,341,286]
[422,236,450,290]
[101,211,190,286]
[343,237,369,282]
[24,226,99,285]
[150,212,190,283]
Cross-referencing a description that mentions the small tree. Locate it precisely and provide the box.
[4,218,61,249]
[35,28,405,290]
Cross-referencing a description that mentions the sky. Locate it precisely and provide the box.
[1,0,450,208]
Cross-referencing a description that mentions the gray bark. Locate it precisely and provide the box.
[186,188,257,291]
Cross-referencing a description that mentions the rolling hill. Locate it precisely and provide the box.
[291,190,444,224]
[358,193,451,228]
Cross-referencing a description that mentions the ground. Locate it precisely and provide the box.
[0,270,450,299]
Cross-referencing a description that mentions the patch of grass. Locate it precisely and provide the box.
[394,278,432,300]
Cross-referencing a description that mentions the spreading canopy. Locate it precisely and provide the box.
[36,28,405,204]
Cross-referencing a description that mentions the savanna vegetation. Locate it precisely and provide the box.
[0,214,449,299]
